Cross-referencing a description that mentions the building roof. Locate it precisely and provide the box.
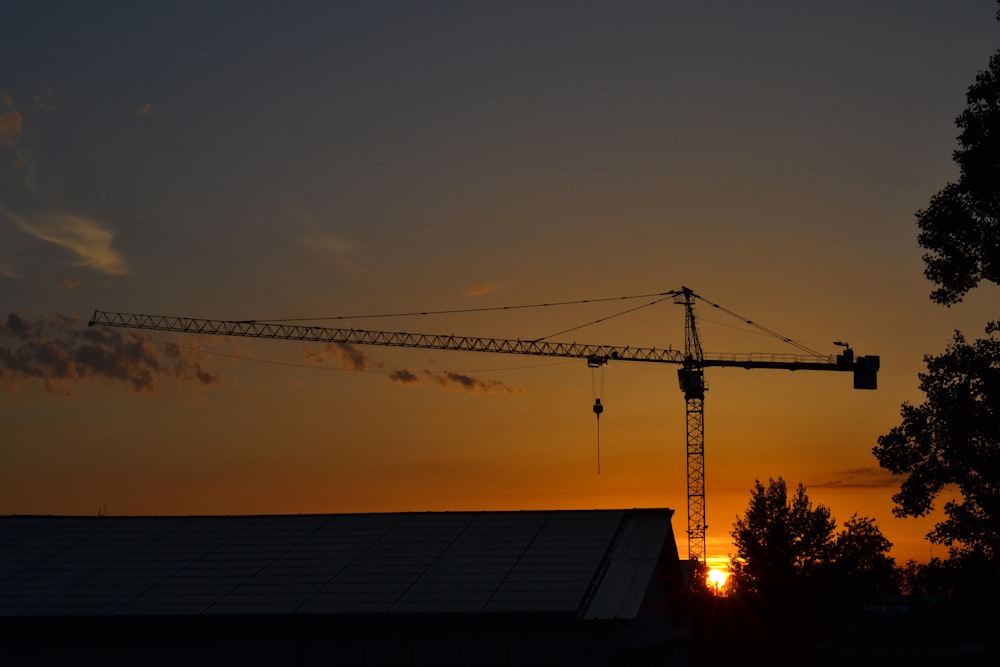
[0,508,676,620]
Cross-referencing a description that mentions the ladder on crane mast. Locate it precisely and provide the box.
[89,286,879,562]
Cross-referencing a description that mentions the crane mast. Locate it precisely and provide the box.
[89,288,879,562]
[676,288,709,561]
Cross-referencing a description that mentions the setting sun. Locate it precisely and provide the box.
[707,568,729,592]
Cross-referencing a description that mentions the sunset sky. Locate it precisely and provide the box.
[2,1,998,570]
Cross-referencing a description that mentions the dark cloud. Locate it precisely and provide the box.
[33,84,55,112]
[433,370,518,394]
[388,367,517,393]
[808,467,898,489]
[1,312,220,394]
[301,344,518,393]
[389,369,419,384]
[439,371,479,390]
[0,110,22,145]
[303,342,372,371]
[337,343,369,371]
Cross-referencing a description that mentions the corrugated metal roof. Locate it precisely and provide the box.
[583,509,672,619]
[0,508,675,619]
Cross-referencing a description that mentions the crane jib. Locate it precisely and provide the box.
[88,309,878,385]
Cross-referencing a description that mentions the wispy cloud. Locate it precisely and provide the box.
[436,370,514,393]
[299,339,519,394]
[1,312,219,394]
[294,213,362,273]
[33,84,55,112]
[302,342,374,371]
[808,467,899,489]
[0,111,22,146]
[305,231,355,256]
[389,367,520,394]
[134,103,152,118]
[0,262,17,278]
[460,282,499,297]
[389,369,420,384]
[1,94,41,188]
[4,209,130,275]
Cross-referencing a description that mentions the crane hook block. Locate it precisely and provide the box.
[593,398,604,417]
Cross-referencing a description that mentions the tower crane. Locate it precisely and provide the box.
[89,286,879,562]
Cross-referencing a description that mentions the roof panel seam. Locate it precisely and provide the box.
[385,513,479,613]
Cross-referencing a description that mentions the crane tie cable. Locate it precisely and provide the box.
[692,293,826,357]
[530,294,676,343]
[248,291,680,323]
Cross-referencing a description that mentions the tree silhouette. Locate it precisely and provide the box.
[726,478,901,659]
[873,324,1000,570]
[879,5,1000,637]
[827,514,898,605]
[729,477,835,602]
[730,479,898,607]
[917,47,1000,305]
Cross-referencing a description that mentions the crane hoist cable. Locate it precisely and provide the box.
[588,355,606,475]
[593,398,602,475]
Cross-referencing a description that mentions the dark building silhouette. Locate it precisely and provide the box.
[0,508,690,666]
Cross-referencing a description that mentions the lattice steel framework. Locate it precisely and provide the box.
[675,287,708,561]
[685,398,706,561]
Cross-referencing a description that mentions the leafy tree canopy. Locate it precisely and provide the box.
[730,477,836,597]
[830,514,899,602]
[873,323,1000,566]
[730,477,897,607]
[917,49,1000,304]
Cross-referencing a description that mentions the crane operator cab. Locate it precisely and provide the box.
[677,368,706,400]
